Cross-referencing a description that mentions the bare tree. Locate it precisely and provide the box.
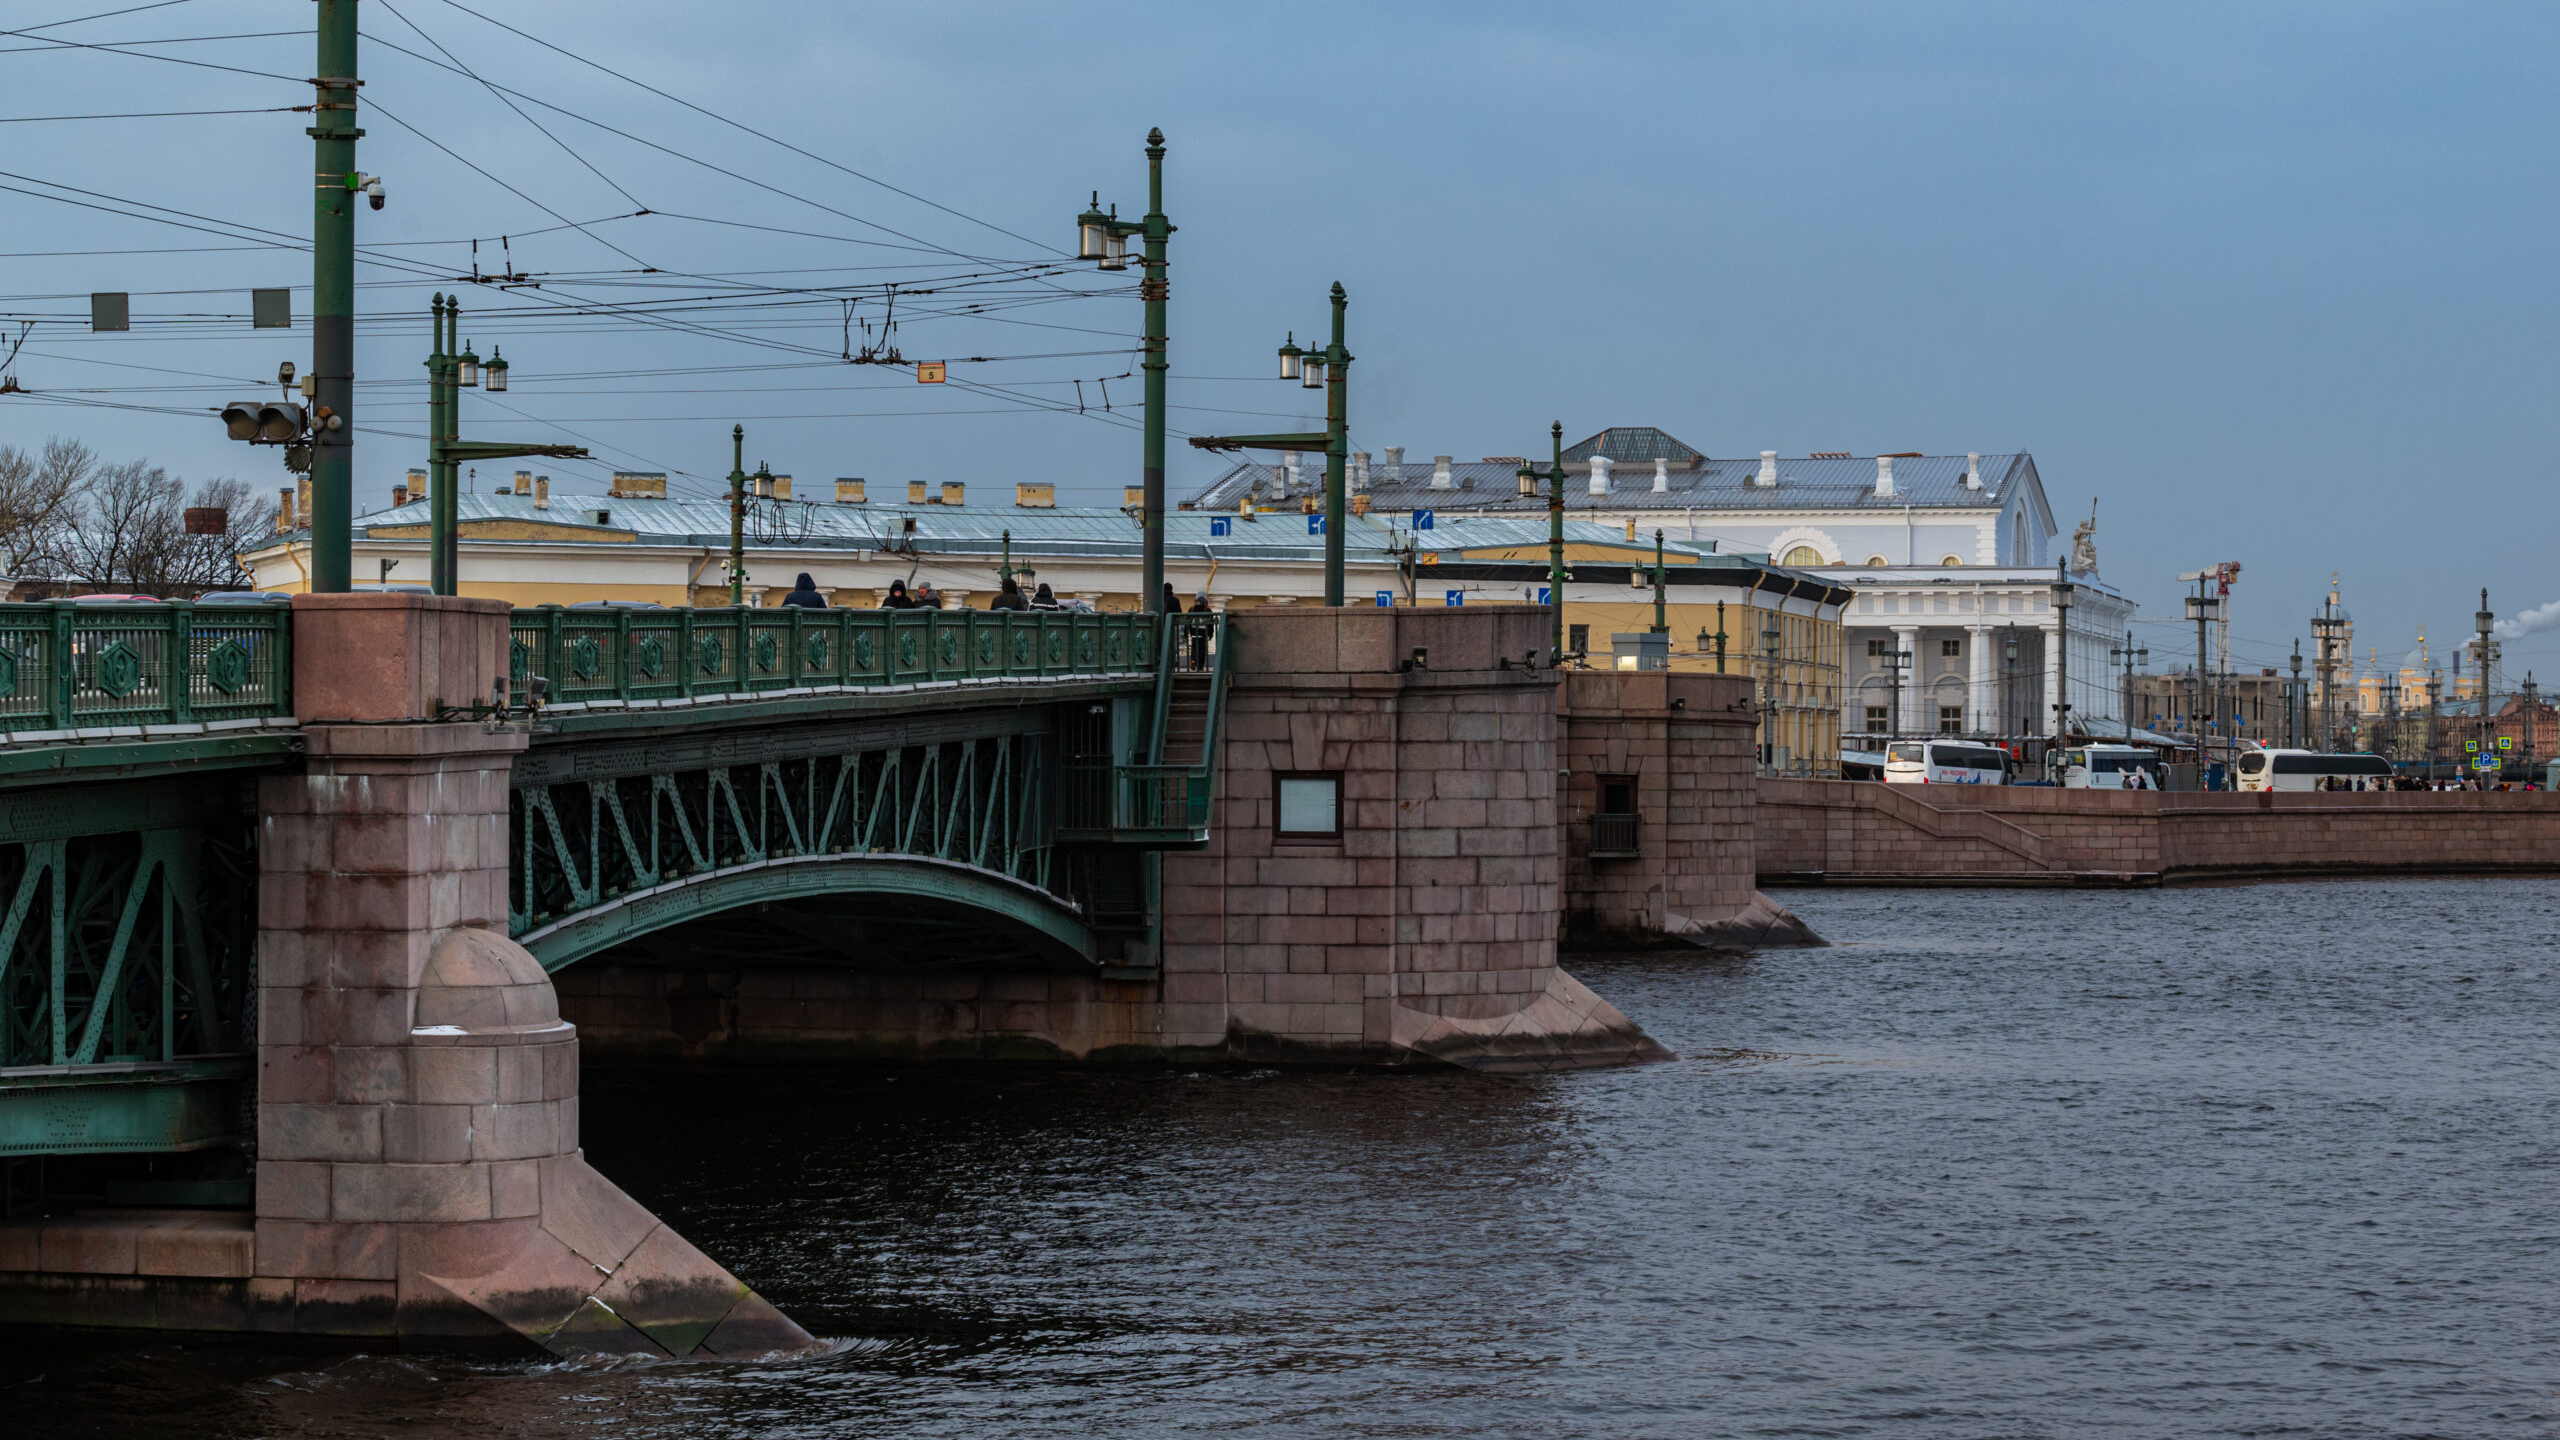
[56,459,270,597]
[0,436,92,580]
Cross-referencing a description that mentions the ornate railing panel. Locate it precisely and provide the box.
[507,607,1157,709]
[0,600,293,734]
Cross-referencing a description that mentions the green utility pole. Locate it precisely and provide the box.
[423,294,582,595]
[307,0,360,592]
[1712,601,1729,673]
[1186,282,1353,605]
[1517,423,1569,663]
[1000,528,1014,586]
[1141,130,1171,609]
[1074,130,1175,607]
[727,425,747,605]
[1651,529,1668,635]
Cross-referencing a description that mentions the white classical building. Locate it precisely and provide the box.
[1188,427,2138,739]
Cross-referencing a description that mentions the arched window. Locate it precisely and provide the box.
[1865,555,1889,568]
[1941,555,1964,567]
[2011,513,2027,565]
[1782,545,1824,567]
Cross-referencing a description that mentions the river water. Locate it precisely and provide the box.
[12,879,2560,1438]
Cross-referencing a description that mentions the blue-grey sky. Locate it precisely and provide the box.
[5,1,2555,682]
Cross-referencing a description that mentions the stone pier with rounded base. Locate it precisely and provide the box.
[0,595,816,1357]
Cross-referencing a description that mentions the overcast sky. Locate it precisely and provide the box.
[5,2,2555,680]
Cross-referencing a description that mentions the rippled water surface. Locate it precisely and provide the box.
[13,879,2560,1438]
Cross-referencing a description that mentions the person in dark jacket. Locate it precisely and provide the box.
[914,581,944,609]
[989,577,1027,610]
[1185,591,1213,669]
[880,580,913,609]
[1160,581,1180,615]
[780,572,828,609]
[1031,583,1060,610]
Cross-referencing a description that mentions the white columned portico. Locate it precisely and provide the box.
[2041,620,2063,741]
[1892,623,1922,735]
[1969,624,1994,733]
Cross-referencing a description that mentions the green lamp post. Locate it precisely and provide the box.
[423,293,586,595]
[1516,422,1570,664]
[1188,283,1354,605]
[1075,128,1174,609]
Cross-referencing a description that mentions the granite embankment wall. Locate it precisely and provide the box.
[1757,778,2560,884]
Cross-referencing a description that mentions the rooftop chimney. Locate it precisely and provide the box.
[909,480,928,504]
[391,483,409,508]
[940,481,964,506]
[1963,452,1982,490]
[1587,455,1611,497]
[1874,455,1896,498]
[534,475,550,510]
[1652,458,1669,494]
[1756,452,1778,488]
[1350,451,1369,488]
[837,478,867,504]
[609,472,668,499]
[1014,481,1053,508]
[770,475,793,502]
[513,470,532,496]
[405,467,427,506]
[278,485,296,532]
[1382,446,1403,483]
[1430,455,1453,489]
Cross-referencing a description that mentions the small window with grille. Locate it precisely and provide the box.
[1938,706,1964,734]
[1941,638,1962,657]
[1865,705,1890,731]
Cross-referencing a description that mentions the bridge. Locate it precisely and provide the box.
[0,594,1738,1358]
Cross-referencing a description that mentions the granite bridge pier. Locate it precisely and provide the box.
[0,595,1775,1354]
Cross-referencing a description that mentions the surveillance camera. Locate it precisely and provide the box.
[366,178,385,211]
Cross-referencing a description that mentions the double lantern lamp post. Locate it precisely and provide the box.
[423,292,583,596]
[1188,284,1354,606]
[1075,129,1174,609]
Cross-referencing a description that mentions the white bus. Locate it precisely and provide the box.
[2234,749,2394,792]
[1884,739,2011,785]
[2059,744,2164,790]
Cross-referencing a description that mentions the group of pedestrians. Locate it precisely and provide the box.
[2315,774,2538,792]
[773,571,1097,612]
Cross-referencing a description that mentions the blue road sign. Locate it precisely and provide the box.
[1210,516,1231,537]
[1375,591,1393,607]
[1307,514,1325,536]
[1414,509,1435,531]
[1536,586,1552,605]
[1445,589,1464,607]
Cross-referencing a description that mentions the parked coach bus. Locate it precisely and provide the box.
[2234,749,2394,792]
[1884,740,2011,785]
[2059,744,2165,790]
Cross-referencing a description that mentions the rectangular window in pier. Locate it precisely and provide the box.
[1275,773,1342,842]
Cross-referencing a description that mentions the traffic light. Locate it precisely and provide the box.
[220,400,307,444]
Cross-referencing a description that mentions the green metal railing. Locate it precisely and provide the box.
[507,606,1160,704]
[0,600,293,733]
[1059,612,1228,846]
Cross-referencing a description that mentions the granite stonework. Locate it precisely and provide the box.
[556,605,1669,1071]
[1756,778,2560,884]
[0,594,815,1357]
[1555,669,1820,950]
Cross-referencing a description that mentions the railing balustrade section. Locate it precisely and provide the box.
[507,604,1160,707]
[0,599,292,734]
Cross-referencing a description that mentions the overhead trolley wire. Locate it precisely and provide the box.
[428,0,1066,260]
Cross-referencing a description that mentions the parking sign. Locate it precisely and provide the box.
[1414,509,1435,531]
[1445,589,1464,607]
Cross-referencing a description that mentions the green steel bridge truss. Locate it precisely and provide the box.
[0,781,256,1160]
